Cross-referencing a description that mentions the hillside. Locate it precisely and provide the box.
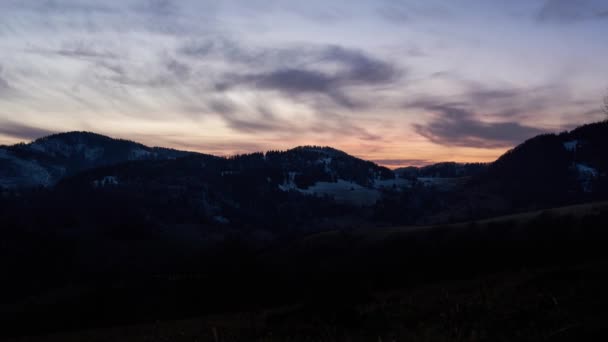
[0,132,193,188]
[4,201,608,341]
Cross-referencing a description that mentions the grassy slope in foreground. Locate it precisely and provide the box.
[6,201,608,341]
[300,200,608,245]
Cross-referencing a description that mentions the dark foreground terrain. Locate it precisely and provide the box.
[8,261,608,342]
[3,202,608,341]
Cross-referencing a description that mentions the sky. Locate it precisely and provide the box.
[0,0,607,167]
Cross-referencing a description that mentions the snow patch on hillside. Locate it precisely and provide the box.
[302,180,381,206]
[575,163,598,193]
[34,140,72,157]
[82,146,104,161]
[0,149,53,187]
[278,172,299,191]
[93,176,119,188]
[280,178,381,206]
[317,157,332,173]
[213,216,230,224]
[418,177,462,190]
[576,164,598,177]
[29,140,105,160]
[563,140,578,152]
[130,148,152,159]
[373,176,410,189]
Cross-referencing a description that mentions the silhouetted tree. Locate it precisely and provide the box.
[604,91,608,119]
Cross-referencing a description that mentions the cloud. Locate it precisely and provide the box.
[537,0,608,22]
[0,66,15,98]
[27,0,119,14]
[179,38,329,69]
[163,57,191,80]
[323,45,399,85]
[214,44,401,109]
[179,37,269,66]
[377,5,409,23]
[463,85,557,118]
[221,106,292,134]
[4,0,208,36]
[412,80,573,120]
[376,1,451,24]
[0,120,56,141]
[28,41,118,60]
[467,88,520,104]
[131,0,188,34]
[90,55,192,90]
[247,69,334,93]
[317,113,384,141]
[0,76,9,95]
[211,100,383,141]
[207,99,236,115]
[134,0,179,17]
[57,48,116,60]
[412,104,546,148]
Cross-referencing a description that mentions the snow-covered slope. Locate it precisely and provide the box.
[280,178,383,206]
[0,132,193,188]
[0,148,54,187]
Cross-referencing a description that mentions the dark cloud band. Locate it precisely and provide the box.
[412,104,546,148]
[537,0,608,22]
[0,121,56,142]
[212,44,402,109]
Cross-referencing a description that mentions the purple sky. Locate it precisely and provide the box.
[1,0,607,166]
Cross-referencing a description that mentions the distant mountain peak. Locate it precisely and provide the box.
[283,145,348,158]
[32,131,138,147]
[0,131,193,188]
[37,131,110,140]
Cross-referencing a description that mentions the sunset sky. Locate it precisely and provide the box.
[1,0,607,167]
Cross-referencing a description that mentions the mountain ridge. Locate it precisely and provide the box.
[2,122,608,217]
[1,131,397,189]
[0,131,198,188]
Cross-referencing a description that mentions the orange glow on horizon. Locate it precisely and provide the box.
[0,129,515,169]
